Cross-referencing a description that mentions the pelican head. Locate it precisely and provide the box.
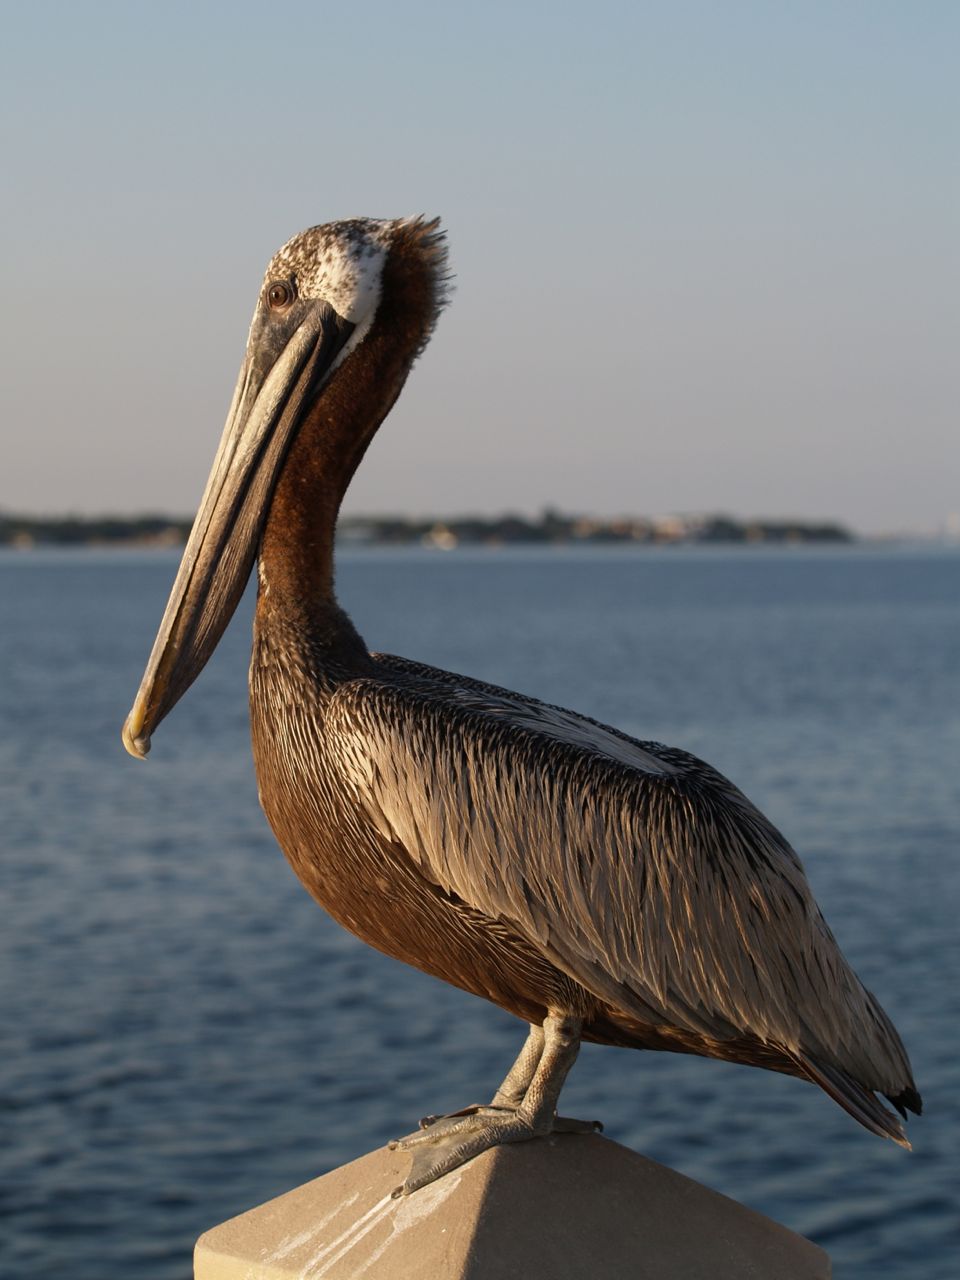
[122,216,444,759]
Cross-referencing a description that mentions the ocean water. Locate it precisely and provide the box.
[1,545,957,1278]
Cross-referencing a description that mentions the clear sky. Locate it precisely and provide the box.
[2,1,957,533]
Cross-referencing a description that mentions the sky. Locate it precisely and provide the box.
[2,1,957,534]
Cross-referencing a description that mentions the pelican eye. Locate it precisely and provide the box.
[266,279,295,311]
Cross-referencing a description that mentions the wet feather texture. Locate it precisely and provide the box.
[252,633,918,1148]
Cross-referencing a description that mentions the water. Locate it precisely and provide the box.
[1,545,957,1278]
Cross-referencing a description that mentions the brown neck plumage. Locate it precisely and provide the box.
[256,221,446,639]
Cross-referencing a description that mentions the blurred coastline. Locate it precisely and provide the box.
[0,508,864,550]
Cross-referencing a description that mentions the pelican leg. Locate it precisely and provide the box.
[390,1014,600,1196]
[417,1023,545,1129]
[490,1023,545,1108]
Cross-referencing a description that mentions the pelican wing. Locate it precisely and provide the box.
[333,656,913,1102]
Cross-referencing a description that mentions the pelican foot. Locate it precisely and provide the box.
[391,1104,516,1150]
[417,1102,485,1130]
[389,1107,601,1196]
[389,1014,596,1196]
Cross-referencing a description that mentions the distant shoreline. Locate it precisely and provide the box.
[0,510,856,550]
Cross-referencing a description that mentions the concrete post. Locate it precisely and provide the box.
[195,1133,830,1279]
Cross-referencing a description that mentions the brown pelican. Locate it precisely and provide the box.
[123,217,920,1195]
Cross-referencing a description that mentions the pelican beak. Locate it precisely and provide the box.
[122,298,354,758]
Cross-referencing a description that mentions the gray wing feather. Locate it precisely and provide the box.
[333,659,912,1096]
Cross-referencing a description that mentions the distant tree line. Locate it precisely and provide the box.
[0,508,853,549]
[339,510,854,547]
[0,514,191,547]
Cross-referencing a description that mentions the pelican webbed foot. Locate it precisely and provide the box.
[389,1014,601,1196]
